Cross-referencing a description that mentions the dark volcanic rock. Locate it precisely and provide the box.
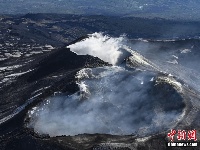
[0,37,110,150]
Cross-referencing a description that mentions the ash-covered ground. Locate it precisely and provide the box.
[0,14,200,150]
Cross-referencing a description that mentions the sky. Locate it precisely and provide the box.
[0,0,199,20]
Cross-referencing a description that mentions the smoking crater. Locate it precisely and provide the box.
[28,66,185,137]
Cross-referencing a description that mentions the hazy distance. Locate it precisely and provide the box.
[0,0,199,20]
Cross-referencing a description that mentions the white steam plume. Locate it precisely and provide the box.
[67,32,130,65]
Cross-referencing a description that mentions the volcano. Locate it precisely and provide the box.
[0,14,200,150]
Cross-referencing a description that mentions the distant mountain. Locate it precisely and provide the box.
[0,0,200,20]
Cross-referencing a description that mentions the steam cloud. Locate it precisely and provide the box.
[67,32,130,65]
[28,66,185,137]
